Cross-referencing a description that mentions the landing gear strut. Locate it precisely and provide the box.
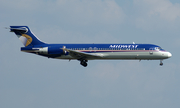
[160,60,163,66]
[80,60,88,67]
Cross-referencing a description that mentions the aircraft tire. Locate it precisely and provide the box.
[80,61,88,67]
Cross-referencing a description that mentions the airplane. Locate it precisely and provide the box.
[9,26,172,67]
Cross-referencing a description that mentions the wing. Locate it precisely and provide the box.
[64,48,104,60]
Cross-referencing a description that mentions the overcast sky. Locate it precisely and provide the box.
[0,0,180,108]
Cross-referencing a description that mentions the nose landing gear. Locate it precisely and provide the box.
[160,60,163,66]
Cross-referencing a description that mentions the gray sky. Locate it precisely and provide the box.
[0,0,180,108]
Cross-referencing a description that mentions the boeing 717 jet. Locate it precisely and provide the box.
[9,26,172,67]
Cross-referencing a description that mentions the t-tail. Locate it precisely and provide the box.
[10,26,45,46]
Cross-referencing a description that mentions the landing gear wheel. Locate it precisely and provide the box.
[80,60,88,67]
[160,63,163,66]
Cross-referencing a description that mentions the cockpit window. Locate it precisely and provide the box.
[158,47,161,49]
[155,47,163,50]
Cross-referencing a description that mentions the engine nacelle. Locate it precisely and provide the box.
[39,47,68,55]
[39,47,48,54]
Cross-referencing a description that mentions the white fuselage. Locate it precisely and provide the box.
[55,50,172,60]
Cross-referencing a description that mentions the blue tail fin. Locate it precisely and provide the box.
[10,26,45,46]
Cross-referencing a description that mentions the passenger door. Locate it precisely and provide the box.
[149,48,153,55]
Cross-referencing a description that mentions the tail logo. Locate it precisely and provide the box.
[21,34,33,46]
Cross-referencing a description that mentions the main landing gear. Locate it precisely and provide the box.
[160,60,163,66]
[80,60,88,67]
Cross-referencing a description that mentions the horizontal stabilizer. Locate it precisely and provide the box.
[10,27,28,32]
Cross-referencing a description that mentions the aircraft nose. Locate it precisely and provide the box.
[167,52,172,58]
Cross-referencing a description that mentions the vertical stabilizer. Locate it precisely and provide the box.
[10,26,45,46]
